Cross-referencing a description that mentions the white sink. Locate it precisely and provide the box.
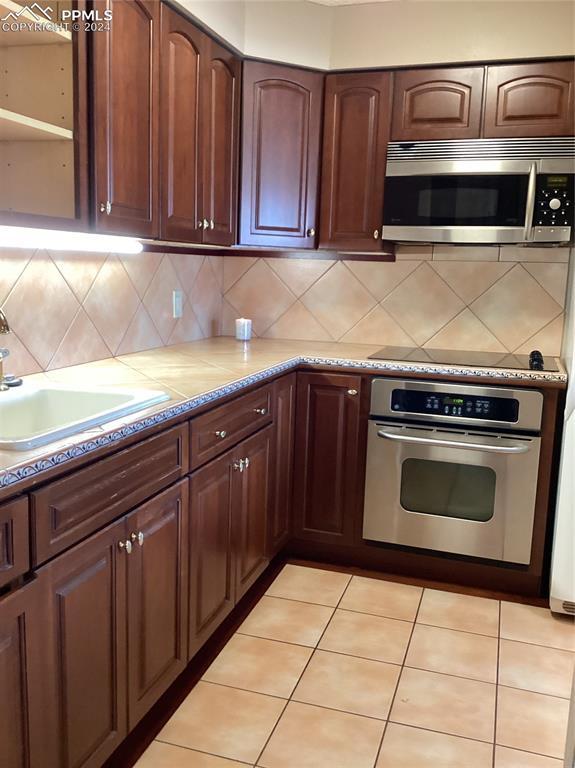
[0,384,170,450]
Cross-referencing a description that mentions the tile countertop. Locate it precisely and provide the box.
[0,338,567,493]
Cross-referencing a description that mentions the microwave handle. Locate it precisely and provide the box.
[524,161,538,242]
[377,429,530,454]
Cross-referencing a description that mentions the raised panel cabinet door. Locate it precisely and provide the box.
[92,0,160,236]
[202,38,241,246]
[268,374,296,556]
[189,450,235,658]
[0,577,53,768]
[293,373,363,545]
[160,5,204,242]
[126,480,189,730]
[40,517,128,768]
[240,61,324,248]
[391,67,484,141]
[233,427,272,601]
[320,72,392,251]
[484,61,575,138]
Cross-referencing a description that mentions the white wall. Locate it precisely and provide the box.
[177,0,575,70]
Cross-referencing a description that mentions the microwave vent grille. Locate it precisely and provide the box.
[387,137,575,162]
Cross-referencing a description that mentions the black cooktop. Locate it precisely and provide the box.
[367,346,561,372]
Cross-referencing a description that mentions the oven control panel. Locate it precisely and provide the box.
[534,174,574,228]
[391,389,519,423]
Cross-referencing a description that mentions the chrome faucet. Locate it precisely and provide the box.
[0,308,12,391]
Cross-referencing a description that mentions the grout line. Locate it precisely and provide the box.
[154,738,254,766]
[493,600,501,768]
[199,678,288,702]
[510,307,565,355]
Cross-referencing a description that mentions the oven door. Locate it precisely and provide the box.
[382,160,537,244]
[362,421,541,564]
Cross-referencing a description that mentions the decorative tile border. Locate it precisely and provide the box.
[0,355,567,491]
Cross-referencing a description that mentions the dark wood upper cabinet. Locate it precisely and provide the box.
[268,374,296,556]
[483,61,575,138]
[92,0,160,237]
[293,372,364,546]
[240,61,324,248]
[41,517,128,768]
[320,72,392,251]
[126,480,189,730]
[189,449,235,658]
[233,427,272,601]
[391,67,484,141]
[201,38,241,246]
[160,4,204,242]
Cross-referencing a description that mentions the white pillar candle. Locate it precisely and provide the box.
[235,317,252,341]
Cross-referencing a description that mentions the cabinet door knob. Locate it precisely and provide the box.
[306,227,316,238]
[198,220,205,230]
[347,388,358,396]
[100,201,111,215]
[130,531,144,547]
[118,539,132,554]
[203,218,210,230]
[233,459,244,472]
[209,219,215,230]
[244,457,250,470]
[215,430,227,439]
[253,407,267,416]
[373,229,379,239]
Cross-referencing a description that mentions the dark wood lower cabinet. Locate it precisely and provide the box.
[189,450,235,658]
[268,374,296,556]
[41,517,128,768]
[293,372,364,545]
[126,480,189,729]
[234,427,272,601]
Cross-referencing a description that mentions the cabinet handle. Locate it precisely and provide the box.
[347,389,358,396]
[244,457,250,470]
[233,459,244,472]
[203,218,210,230]
[373,229,379,239]
[253,407,267,416]
[130,531,144,547]
[215,430,227,439]
[306,227,316,238]
[198,220,205,230]
[118,539,132,554]
[209,219,215,230]
[100,201,112,215]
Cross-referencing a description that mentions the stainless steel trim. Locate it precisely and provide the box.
[370,378,544,432]
[386,159,536,176]
[381,225,529,244]
[377,428,530,454]
[524,162,538,241]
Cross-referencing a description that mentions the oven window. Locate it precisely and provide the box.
[384,174,528,227]
[400,458,496,522]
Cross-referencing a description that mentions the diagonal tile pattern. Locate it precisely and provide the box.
[136,565,574,767]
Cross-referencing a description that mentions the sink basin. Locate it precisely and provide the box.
[0,384,170,450]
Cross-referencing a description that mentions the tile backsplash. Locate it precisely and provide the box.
[0,244,571,377]
[0,248,223,377]
[222,245,571,356]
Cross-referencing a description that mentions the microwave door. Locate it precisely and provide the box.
[382,160,534,244]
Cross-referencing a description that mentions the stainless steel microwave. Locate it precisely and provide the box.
[382,137,575,245]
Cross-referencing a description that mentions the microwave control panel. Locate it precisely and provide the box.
[391,389,520,423]
[534,174,574,228]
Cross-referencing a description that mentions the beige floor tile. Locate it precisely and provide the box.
[339,576,422,621]
[292,649,400,719]
[496,686,569,759]
[319,608,412,664]
[417,589,499,636]
[202,634,312,698]
[257,701,385,768]
[499,639,574,698]
[390,667,496,742]
[238,596,334,647]
[377,723,493,768]
[157,682,285,764]
[500,602,575,651]
[494,746,563,768]
[266,564,351,607]
[406,624,498,682]
[135,741,248,767]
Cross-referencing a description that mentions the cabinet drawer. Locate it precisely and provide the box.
[190,386,272,469]
[31,424,189,565]
[0,497,29,588]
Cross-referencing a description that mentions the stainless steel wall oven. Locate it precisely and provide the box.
[363,379,544,564]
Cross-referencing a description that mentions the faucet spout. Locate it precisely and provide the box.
[0,308,9,335]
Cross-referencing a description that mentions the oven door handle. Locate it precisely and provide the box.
[377,429,530,454]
